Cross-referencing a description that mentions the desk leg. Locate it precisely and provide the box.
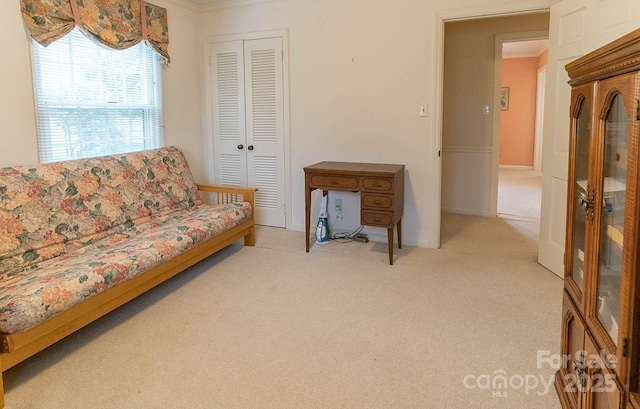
[397,219,402,249]
[387,228,394,265]
[305,187,311,252]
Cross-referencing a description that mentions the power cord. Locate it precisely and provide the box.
[330,225,365,243]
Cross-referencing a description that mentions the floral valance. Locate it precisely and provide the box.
[21,0,170,63]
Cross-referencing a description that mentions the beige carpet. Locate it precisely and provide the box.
[4,206,563,408]
[498,168,542,221]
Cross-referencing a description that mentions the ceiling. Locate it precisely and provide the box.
[182,0,550,58]
[184,0,268,6]
[186,0,232,4]
[503,39,549,58]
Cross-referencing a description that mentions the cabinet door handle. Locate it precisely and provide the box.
[248,145,254,151]
[579,194,590,210]
[572,359,601,393]
[237,144,244,150]
[573,359,588,392]
[579,185,595,222]
[573,359,587,372]
[586,359,601,376]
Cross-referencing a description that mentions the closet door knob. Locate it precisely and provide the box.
[237,144,244,150]
[248,145,254,151]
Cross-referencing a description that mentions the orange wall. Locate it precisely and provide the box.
[499,56,541,166]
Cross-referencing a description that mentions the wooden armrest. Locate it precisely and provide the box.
[196,184,257,206]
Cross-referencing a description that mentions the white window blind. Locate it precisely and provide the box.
[31,28,164,163]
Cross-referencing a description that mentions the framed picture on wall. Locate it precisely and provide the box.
[501,87,510,111]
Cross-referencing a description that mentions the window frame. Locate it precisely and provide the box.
[30,28,165,163]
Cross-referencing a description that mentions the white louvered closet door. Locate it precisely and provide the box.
[244,38,285,228]
[210,38,285,228]
[211,41,247,187]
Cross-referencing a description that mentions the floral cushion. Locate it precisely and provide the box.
[0,146,201,277]
[0,147,252,333]
[0,203,251,334]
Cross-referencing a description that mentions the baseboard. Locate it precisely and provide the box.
[499,165,534,169]
[441,207,491,217]
[288,223,432,248]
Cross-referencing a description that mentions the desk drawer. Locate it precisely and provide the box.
[361,193,393,210]
[361,210,393,227]
[362,177,393,192]
[310,175,359,189]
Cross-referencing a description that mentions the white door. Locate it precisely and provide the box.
[538,0,640,276]
[244,38,286,228]
[533,68,545,172]
[210,38,286,228]
[211,41,247,187]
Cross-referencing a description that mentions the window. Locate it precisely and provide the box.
[31,28,164,163]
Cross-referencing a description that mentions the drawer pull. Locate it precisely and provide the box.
[362,211,392,226]
[362,178,392,191]
[310,175,359,189]
[361,194,393,209]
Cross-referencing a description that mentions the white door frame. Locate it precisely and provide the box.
[432,3,553,247]
[203,29,291,229]
[534,67,546,172]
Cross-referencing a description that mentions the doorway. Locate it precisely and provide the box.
[497,39,547,226]
[439,13,550,246]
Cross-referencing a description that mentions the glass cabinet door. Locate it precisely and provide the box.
[569,93,592,293]
[566,84,595,304]
[594,91,628,347]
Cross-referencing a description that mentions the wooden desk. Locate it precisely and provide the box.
[304,161,405,265]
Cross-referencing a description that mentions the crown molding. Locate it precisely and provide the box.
[162,0,201,13]
[204,0,287,12]
[165,0,286,13]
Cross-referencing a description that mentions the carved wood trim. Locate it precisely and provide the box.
[567,28,640,86]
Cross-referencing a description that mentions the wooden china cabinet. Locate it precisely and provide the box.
[555,28,640,409]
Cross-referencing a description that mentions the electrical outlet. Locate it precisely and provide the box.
[335,199,342,212]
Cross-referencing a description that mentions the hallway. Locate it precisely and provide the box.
[441,168,543,258]
[498,168,542,223]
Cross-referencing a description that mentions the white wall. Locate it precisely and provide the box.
[156,0,206,181]
[200,0,434,246]
[0,0,204,180]
[0,1,39,167]
[199,0,561,247]
[0,0,562,250]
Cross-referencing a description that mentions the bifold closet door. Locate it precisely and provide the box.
[210,38,285,227]
[211,40,248,187]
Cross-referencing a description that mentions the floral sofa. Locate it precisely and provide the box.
[0,146,255,407]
